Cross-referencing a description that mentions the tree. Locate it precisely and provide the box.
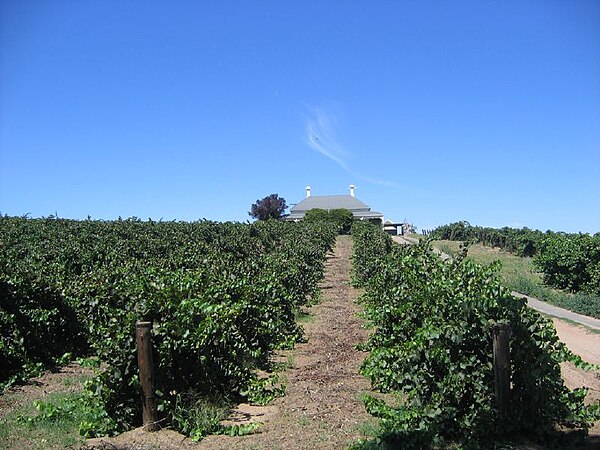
[249,194,287,221]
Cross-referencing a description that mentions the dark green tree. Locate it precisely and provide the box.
[249,194,287,220]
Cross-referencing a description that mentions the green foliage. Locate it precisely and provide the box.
[0,389,103,449]
[534,233,600,296]
[171,392,231,441]
[510,276,600,319]
[431,221,546,257]
[350,221,393,287]
[432,240,600,319]
[352,222,599,447]
[0,254,87,388]
[76,356,101,368]
[432,221,600,302]
[218,422,261,436]
[303,209,330,225]
[329,208,355,234]
[0,216,337,437]
[304,208,354,234]
[241,374,286,406]
[431,239,600,319]
[170,391,263,441]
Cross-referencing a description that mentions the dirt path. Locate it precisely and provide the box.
[198,235,373,449]
[550,317,600,439]
[554,316,600,438]
[553,318,600,365]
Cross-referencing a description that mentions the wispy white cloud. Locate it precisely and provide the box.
[304,107,395,188]
[305,108,350,171]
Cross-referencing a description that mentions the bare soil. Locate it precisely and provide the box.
[0,363,93,420]
[553,318,600,365]
[551,318,600,439]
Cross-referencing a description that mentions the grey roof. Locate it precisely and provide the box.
[286,194,383,221]
[290,195,370,212]
[354,210,384,218]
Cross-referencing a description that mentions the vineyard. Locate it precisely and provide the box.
[0,216,337,437]
[1,216,599,448]
[351,222,600,448]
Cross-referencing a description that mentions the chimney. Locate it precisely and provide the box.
[349,184,355,197]
[306,186,311,197]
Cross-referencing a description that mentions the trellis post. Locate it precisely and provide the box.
[492,323,511,418]
[136,321,159,431]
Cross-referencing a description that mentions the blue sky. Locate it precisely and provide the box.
[1,1,598,232]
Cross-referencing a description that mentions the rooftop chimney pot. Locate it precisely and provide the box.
[350,184,355,197]
[306,186,311,197]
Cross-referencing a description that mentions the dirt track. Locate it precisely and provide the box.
[553,318,600,365]
[552,318,600,438]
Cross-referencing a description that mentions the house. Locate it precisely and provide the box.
[384,220,399,236]
[286,185,384,226]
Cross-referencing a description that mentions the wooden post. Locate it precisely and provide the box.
[492,323,511,418]
[136,321,159,431]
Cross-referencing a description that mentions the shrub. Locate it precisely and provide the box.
[304,208,354,234]
[534,233,600,296]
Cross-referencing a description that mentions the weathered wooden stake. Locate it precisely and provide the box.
[136,321,159,431]
[492,323,511,418]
